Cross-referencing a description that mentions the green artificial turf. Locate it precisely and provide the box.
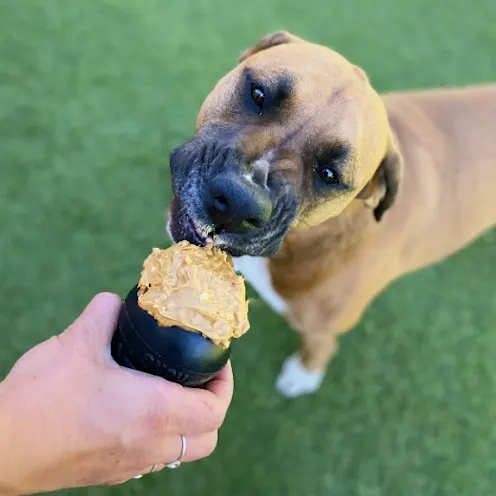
[1,1,495,495]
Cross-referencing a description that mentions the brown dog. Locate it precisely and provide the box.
[167,31,496,397]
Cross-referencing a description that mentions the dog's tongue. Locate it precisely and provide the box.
[136,241,250,348]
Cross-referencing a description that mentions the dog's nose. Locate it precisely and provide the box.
[206,174,272,233]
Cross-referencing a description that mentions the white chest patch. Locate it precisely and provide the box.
[233,256,288,314]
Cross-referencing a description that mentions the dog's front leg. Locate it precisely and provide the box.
[275,330,339,398]
[275,296,366,398]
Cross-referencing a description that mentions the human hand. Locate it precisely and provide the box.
[0,293,233,495]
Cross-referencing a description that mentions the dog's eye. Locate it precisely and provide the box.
[251,84,265,114]
[317,166,339,185]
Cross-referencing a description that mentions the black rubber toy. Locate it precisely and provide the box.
[111,286,231,387]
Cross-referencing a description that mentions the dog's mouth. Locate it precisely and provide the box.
[167,193,298,258]
[167,136,300,257]
[167,197,214,248]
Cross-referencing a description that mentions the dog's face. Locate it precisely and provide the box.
[168,32,402,257]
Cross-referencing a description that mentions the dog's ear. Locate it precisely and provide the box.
[239,31,305,63]
[357,137,403,222]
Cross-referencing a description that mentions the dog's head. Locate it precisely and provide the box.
[168,31,402,257]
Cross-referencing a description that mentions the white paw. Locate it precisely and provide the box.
[275,354,325,398]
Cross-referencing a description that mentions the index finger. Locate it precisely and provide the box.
[204,360,233,401]
[170,361,234,433]
[145,361,234,437]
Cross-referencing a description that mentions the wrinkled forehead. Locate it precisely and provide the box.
[198,43,389,161]
[242,43,358,90]
[211,44,364,106]
[203,43,381,119]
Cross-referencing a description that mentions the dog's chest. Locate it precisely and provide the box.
[233,256,288,314]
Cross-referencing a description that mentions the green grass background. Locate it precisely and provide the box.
[1,0,495,495]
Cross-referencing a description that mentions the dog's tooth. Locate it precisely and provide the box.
[205,236,213,243]
[195,226,207,240]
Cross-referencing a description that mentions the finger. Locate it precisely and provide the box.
[143,372,232,437]
[111,431,219,484]
[63,292,122,350]
[172,362,234,431]
[155,431,219,467]
[204,361,234,401]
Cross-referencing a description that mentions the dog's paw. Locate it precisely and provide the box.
[275,354,325,398]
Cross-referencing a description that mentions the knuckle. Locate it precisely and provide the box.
[142,401,167,437]
[204,401,225,431]
[210,412,225,431]
[140,382,175,437]
[142,382,182,438]
[198,398,221,431]
[203,432,219,457]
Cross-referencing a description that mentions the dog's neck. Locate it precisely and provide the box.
[269,200,377,299]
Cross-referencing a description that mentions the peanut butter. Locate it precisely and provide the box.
[137,241,249,348]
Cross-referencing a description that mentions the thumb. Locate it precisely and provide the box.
[63,292,123,352]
